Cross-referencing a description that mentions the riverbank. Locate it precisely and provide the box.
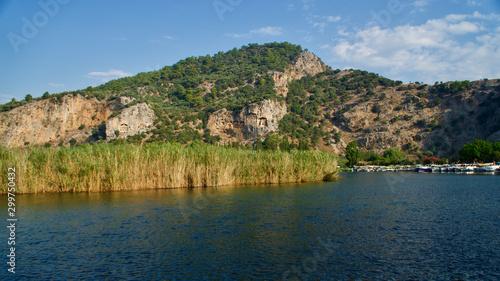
[0,143,338,194]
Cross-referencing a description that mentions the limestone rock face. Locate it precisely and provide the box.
[269,51,329,96]
[322,79,500,157]
[207,99,287,141]
[0,95,112,147]
[105,103,156,140]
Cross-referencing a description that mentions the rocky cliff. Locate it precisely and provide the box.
[105,102,156,140]
[0,95,156,147]
[207,99,287,142]
[0,95,112,147]
[269,51,329,96]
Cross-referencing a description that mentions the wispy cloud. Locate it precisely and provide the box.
[411,0,431,13]
[323,12,500,83]
[151,35,176,44]
[446,11,500,21]
[111,36,127,41]
[299,0,316,10]
[337,28,350,37]
[327,16,341,23]
[226,26,283,38]
[48,83,64,88]
[413,0,429,7]
[85,69,131,83]
[467,0,481,6]
[306,14,341,33]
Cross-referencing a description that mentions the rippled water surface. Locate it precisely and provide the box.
[3,173,500,280]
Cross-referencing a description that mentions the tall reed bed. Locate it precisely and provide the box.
[0,143,337,194]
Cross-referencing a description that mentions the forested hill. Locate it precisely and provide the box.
[2,42,303,113]
[1,42,499,159]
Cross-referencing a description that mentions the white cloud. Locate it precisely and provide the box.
[226,26,283,38]
[48,83,64,88]
[445,14,468,22]
[250,26,282,36]
[85,69,131,83]
[163,35,174,40]
[324,13,500,83]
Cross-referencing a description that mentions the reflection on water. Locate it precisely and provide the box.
[2,173,499,280]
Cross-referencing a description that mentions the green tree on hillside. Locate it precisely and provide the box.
[383,147,407,164]
[263,134,281,151]
[345,141,359,167]
[298,139,309,150]
[281,136,291,152]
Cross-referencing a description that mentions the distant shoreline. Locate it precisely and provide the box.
[341,164,500,174]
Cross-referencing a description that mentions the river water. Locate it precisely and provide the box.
[3,173,499,280]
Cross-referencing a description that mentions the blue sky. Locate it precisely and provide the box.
[1,0,499,104]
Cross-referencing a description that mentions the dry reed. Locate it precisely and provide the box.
[0,143,338,194]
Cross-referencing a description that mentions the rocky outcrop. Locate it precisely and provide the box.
[105,103,156,140]
[269,51,329,96]
[0,95,157,147]
[0,95,112,147]
[321,79,500,157]
[207,99,287,141]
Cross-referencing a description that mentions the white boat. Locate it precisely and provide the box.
[461,166,476,173]
[484,165,499,173]
[431,166,440,173]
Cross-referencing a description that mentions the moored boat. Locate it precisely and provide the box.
[431,165,441,173]
[417,166,432,173]
[461,166,476,173]
[483,165,499,173]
